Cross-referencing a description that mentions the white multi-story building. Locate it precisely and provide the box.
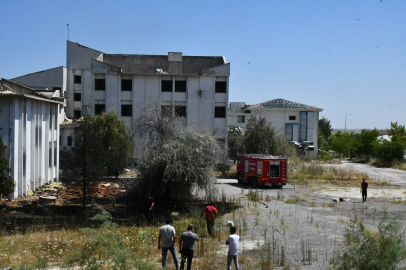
[64,41,230,157]
[228,99,323,158]
[0,79,64,198]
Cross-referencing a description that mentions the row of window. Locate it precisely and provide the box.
[73,75,227,93]
[72,104,228,119]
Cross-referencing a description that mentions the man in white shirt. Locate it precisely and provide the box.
[226,226,239,270]
[158,218,179,269]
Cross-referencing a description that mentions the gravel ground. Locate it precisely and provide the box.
[209,168,406,270]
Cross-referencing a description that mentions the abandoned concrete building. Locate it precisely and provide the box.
[228,99,323,158]
[11,41,230,155]
[0,79,64,198]
[65,41,230,155]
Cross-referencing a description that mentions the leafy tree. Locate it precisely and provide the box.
[332,213,406,270]
[329,131,356,159]
[318,116,332,141]
[227,126,245,161]
[244,114,278,155]
[353,129,379,161]
[60,109,132,208]
[0,137,15,197]
[135,102,222,201]
[387,122,406,146]
[376,140,405,164]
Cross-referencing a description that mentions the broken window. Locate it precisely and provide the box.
[289,116,296,121]
[237,116,245,123]
[175,106,186,117]
[74,93,81,101]
[175,81,187,92]
[161,105,172,117]
[215,106,226,118]
[67,136,72,146]
[215,81,227,93]
[121,105,132,117]
[73,110,81,119]
[95,104,105,115]
[121,79,132,91]
[74,75,81,84]
[95,79,106,90]
[161,80,172,92]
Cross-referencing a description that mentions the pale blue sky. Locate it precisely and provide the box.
[1,0,405,130]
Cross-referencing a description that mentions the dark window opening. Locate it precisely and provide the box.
[74,93,81,101]
[175,81,187,92]
[74,110,81,119]
[237,116,245,123]
[95,79,106,90]
[59,136,61,146]
[161,106,172,117]
[74,75,81,84]
[121,79,132,91]
[49,146,52,168]
[215,106,226,118]
[161,80,172,92]
[215,81,227,93]
[54,147,57,166]
[53,87,61,90]
[244,110,251,113]
[49,109,52,130]
[67,136,72,147]
[95,104,106,115]
[121,105,132,117]
[175,106,186,117]
[289,116,296,121]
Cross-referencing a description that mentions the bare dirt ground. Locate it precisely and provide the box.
[209,162,406,269]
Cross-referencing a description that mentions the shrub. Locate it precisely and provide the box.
[331,213,406,269]
[376,140,405,164]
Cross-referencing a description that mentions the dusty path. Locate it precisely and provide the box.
[323,161,406,186]
[210,178,406,269]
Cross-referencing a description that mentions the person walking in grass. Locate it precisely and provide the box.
[145,193,154,225]
[158,218,179,270]
[361,179,368,202]
[200,202,218,237]
[179,224,199,270]
[226,226,239,270]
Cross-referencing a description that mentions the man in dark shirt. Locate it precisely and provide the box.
[179,224,199,270]
[361,179,368,202]
[145,193,154,225]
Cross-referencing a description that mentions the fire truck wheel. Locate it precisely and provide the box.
[252,177,258,189]
[237,174,243,184]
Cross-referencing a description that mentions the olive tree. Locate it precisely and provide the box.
[134,101,222,201]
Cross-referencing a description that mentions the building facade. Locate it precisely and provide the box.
[65,41,230,157]
[229,99,323,158]
[0,79,64,198]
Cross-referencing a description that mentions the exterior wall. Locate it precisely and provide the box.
[0,96,60,198]
[65,42,230,158]
[11,67,67,125]
[228,107,320,158]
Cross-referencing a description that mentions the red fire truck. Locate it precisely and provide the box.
[236,154,288,188]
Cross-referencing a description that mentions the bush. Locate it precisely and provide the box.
[331,213,406,270]
[376,140,405,164]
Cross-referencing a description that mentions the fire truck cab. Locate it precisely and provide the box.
[236,154,288,188]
